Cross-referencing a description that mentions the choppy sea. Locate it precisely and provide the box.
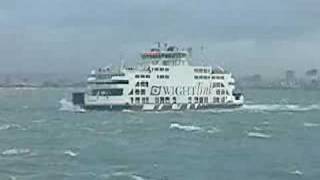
[0,88,319,180]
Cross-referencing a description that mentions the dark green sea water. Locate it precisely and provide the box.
[0,88,319,180]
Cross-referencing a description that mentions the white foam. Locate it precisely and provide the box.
[64,150,78,157]
[207,127,221,134]
[170,123,203,132]
[253,126,263,131]
[0,124,11,131]
[9,176,17,180]
[0,124,21,131]
[289,170,303,176]
[59,98,86,113]
[2,148,31,156]
[131,175,146,180]
[303,122,320,127]
[242,104,320,112]
[247,132,271,139]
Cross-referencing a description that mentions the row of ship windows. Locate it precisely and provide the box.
[129,89,146,95]
[194,76,225,80]
[152,67,170,72]
[129,88,228,96]
[131,97,150,104]
[136,81,149,87]
[130,96,227,104]
[91,88,123,96]
[194,68,211,73]
[157,75,170,79]
[135,74,150,78]
[213,82,225,87]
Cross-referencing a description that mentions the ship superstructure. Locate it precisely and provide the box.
[72,43,244,111]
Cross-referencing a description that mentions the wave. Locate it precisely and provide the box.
[59,99,86,113]
[170,123,203,132]
[64,150,79,157]
[207,127,221,134]
[102,172,146,180]
[0,124,21,131]
[247,132,271,139]
[1,148,31,156]
[253,126,263,131]
[289,170,303,176]
[303,122,320,127]
[242,104,320,112]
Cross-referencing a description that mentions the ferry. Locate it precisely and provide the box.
[72,43,244,111]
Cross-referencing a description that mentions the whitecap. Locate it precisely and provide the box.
[0,124,21,131]
[9,176,17,180]
[64,150,78,157]
[207,127,221,134]
[2,148,31,156]
[247,132,271,139]
[303,122,320,127]
[131,175,146,180]
[289,170,303,176]
[59,98,86,113]
[253,126,263,131]
[170,123,203,132]
[122,109,135,113]
[0,124,11,131]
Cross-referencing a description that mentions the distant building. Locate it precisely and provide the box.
[280,70,300,88]
[304,69,319,88]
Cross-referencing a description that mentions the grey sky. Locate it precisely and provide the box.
[1,0,320,77]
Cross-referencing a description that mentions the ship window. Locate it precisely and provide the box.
[194,97,199,103]
[204,97,208,103]
[221,90,225,95]
[130,97,134,104]
[165,68,169,71]
[141,75,145,78]
[160,97,165,104]
[146,75,150,78]
[135,97,140,104]
[188,97,192,103]
[154,68,159,71]
[194,76,199,79]
[222,97,226,103]
[165,97,170,104]
[216,89,221,95]
[146,97,149,103]
[199,97,204,103]
[135,82,140,87]
[213,97,220,103]
[160,67,164,71]
[135,75,139,78]
[160,75,165,79]
[172,97,177,104]
[135,89,140,95]
[212,76,216,79]
[141,89,146,95]
[155,97,160,104]
[128,89,133,95]
[142,97,146,104]
[165,75,169,79]
[221,83,225,87]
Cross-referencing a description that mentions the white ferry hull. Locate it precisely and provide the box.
[83,103,243,111]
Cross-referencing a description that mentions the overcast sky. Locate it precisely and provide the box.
[1,0,320,77]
